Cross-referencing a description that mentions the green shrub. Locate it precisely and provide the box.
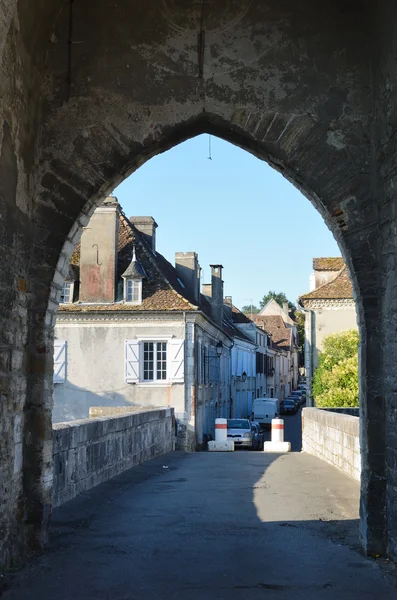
[313,330,359,407]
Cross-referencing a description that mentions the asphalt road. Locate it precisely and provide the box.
[3,417,397,599]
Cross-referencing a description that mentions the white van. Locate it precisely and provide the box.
[252,398,280,429]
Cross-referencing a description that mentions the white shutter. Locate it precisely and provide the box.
[169,339,184,382]
[125,340,140,383]
[53,340,66,383]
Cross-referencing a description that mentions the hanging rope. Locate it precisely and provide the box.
[208,134,212,160]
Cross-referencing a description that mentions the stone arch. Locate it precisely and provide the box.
[1,0,393,569]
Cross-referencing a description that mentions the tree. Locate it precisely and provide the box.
[259,291,296,311]
[312,330,359,407]
[241,304,260,314]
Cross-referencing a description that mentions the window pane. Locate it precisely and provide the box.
[132,280,139,302]
[126,279,140,302]
[143,342,154,380]
[156,342,167,380]
[61,282,72,303]
[126,280,133,302]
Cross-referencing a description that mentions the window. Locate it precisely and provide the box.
[125,339,184,384]
[61,282,73,304]
[125,279,141,303]
[143,342,167,381]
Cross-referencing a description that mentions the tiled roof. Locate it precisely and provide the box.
[231,304,253,324]
[251,314,291,351]
[299,266,353,301]
[59,214,197,313]
[313,257,344,271]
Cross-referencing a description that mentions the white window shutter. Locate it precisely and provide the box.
[125,340,140,382]
[169,339,184,382]
[53,340,67,383]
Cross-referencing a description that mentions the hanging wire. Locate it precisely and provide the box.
[208,134,212,160]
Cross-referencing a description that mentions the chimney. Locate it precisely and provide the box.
[175,252,200,303]
[283,301,289,315]
[224,296,233,321]
[80,196,120,303]
[210,264,224,326]
[202,283,212,303]
[129,216,158,251]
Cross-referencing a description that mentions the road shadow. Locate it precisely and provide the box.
[2,450,396,599]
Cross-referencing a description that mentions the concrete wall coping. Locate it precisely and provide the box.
[303,407,359,436]
[53,407,173,451]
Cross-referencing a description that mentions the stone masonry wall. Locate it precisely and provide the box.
[52,408,174,508]
[302,407,360,481]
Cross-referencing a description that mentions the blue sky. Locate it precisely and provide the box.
[113,135,340,310]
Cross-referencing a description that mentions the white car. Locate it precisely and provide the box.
[227,419,253,449]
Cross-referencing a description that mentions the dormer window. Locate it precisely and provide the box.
[121,245,147,306]
[60,281,74,304]
[125,279,142,304]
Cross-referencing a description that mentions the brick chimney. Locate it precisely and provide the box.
[210,265,224,326]
[129,216,157,251]
[175,252,200,304]
[283,301,289,315]
[80,196,120,303]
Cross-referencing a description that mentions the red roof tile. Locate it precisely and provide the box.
[299,266,353,301]
[313,257,344,271]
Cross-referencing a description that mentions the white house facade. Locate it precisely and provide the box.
[298,257,358,405]
[53,197,235,450]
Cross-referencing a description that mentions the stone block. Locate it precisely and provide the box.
[208,440,234,451]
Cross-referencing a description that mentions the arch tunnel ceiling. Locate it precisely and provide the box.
[12,0,374,279]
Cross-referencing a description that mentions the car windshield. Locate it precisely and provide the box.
[284,400,295,405]
[227,419,250,429]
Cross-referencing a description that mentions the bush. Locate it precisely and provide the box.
[312,330,359,407]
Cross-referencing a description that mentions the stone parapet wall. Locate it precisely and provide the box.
[302,407,360,481]
[53,408,174,508]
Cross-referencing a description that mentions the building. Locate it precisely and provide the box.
[53,197,236,450]
[231,304,270,401]
[298,257,358,404]
[258,298,299,391]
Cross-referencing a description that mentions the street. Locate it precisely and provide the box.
[3,413,396,600]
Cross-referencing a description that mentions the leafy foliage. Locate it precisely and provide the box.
[241,305,260,314]
[313,330,359,407]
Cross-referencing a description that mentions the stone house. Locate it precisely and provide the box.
[298,257,358,404]
[53,197,237,450]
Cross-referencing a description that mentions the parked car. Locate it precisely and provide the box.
[290,391,305,406]
[250,421,265,450]
[227,419,254,449]
[288,396,301,410]
[280,399,298,415]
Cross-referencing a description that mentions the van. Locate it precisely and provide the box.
[252,397,280,429]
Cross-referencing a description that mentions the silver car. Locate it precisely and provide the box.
[227,419,253,449]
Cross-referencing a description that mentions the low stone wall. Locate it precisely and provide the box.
[302,407,360,481]
[53,407,174,508]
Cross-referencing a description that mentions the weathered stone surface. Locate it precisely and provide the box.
[1,0,397,568]
[52,408,174,508]
[302,407,360,482]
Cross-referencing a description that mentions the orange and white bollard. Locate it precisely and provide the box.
[208,418,234,451]
[215,418,227,443]
[271,418,284,443]
[263,417,291,453]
